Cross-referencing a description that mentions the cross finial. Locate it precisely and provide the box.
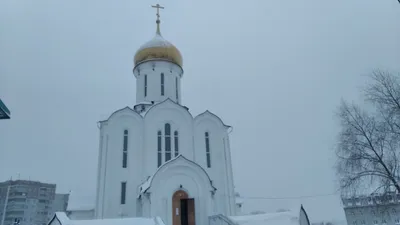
[151,4,164,34]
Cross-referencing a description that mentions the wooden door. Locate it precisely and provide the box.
[187,198,195,225]
[172,190,188,225]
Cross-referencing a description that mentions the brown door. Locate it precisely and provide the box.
[172,190,188,225]
[187,198,195,225]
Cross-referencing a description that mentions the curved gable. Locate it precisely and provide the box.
[48,212,70,225]
[101,106,142,124]
[194,110,231,129]
[300,205,311,225]
[144,98,193,124]
[139,155,216,195]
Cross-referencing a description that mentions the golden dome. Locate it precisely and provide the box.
[134,26,182,67]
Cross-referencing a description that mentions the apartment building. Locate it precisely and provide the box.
[0,180,69,225]
[342,192,400,225]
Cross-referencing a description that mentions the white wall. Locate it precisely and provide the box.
[133,61,183,104]
[143,100,194,175]
[194,112,236,216]
[144,156,214,225]
[95,92,236,223]
[95,108,144,219]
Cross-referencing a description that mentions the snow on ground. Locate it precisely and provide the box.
[229,210,300,225]
[53,212,165,225]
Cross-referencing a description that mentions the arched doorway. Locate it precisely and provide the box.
[172,190,195,225]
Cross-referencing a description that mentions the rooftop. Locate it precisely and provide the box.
[0,179,56,187]
[229,211,302,225]
[342,192,400,208]
[51,212,165,225]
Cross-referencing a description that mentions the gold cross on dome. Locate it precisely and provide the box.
[151,4,164,21]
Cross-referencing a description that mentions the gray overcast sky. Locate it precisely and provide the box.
[1,0,399,222]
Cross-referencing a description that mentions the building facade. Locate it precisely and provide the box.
[94,6,238,225]
[342,193,400,225]
[0,180,69,225]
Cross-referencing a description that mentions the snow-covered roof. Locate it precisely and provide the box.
[67,207,94,212]
[138,176,153,196]
[135,101,153,105]
[50,212,165,225]
[66,193,95,211]
[229,206,310,225]
[236,197,244,205]
[136,33,174,52]
[229,211,299,225]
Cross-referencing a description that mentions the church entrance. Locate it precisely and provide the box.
[172,190,195,225]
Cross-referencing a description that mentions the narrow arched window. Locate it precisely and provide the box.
[205,132,211,168]
[122,130,128,168]
[144,75,147,97]
[120,181,126,204]
[161,73,165,96]
[175,77,178,101]
[165,123,171,161]
[174,131,179,157]
[157,131,162,167]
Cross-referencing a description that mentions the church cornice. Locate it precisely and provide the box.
[133,59,184,77]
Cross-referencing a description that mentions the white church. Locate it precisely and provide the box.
[49,4,312,225]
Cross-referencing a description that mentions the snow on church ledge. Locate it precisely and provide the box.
[48,212,166,225]
[98,98,231,130]
[137,154,217,197]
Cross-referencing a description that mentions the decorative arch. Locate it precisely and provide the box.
[100,106,143,125]
[138,155,216,196]
[194,110,231,130]
[144,98,193,124]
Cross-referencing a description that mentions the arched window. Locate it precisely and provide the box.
[174,131,179,157]
[175,77,178,101]
[161,73,165,96]
[122,130,128,168]
[157,131,162,167]
[120,181,126,205]
[144,75,147,97]
[165,123,171,161]
[205,132,211,168]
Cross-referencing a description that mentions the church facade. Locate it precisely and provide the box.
[94,5,237,225]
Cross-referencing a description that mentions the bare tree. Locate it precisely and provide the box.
[336,70,400,195]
